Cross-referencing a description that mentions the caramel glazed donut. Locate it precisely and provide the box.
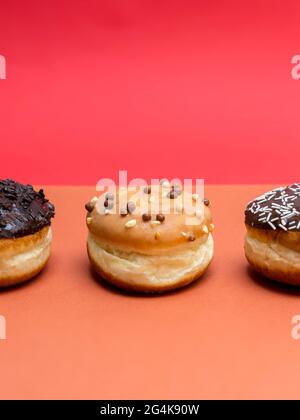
[86,182,214,292]
[245,183,300,285]
[0,179,55,287]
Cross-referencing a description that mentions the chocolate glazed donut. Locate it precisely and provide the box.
[0,179,55,287]
[245,183,300,285]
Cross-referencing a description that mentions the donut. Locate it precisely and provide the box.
[245,183,300,285]
[86,184,214,292]
[0,179,55,287]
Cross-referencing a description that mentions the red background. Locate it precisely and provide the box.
[0,0,300,185]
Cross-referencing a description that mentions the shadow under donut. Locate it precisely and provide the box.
[246,265,300,297]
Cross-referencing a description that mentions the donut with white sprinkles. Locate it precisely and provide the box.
[244,183,300,286]
[245,184,300,231]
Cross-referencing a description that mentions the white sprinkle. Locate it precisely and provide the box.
[247,184,300,232]
[268,221,276,230]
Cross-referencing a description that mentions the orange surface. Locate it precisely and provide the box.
[1,185,300,400]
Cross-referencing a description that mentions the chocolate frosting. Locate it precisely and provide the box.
[0,179,55,239]
[245,183,300,232]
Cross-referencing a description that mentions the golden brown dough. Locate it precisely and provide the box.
[86,185,214,292]
[0,227,52,287]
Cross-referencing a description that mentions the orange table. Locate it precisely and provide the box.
[1,185,300,400]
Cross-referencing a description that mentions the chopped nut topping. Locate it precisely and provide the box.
[202,225,209,234]
[125,219,137,228]
[150,220,161,227]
